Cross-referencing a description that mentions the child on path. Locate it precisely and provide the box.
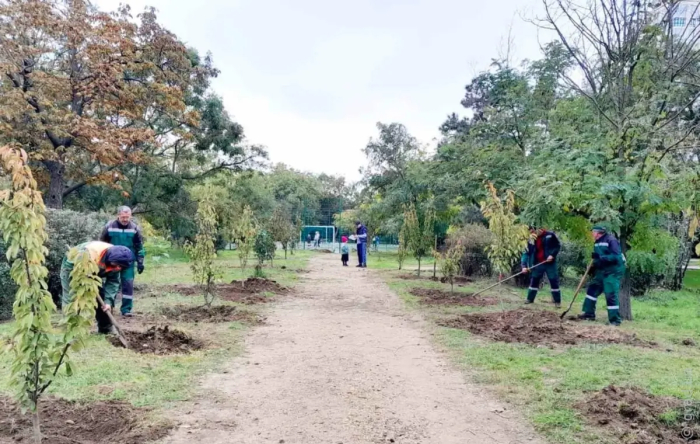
[341,236,349,266]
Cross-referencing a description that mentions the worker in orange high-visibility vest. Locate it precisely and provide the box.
[60,241,134,334]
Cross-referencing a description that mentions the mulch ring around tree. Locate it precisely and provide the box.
[108,326,203,355]
[398,274,473,284]
[0,397,171,444]
[161,278,289,304]
[409,288,497,307]
[439,309,656,347]
[579,385,699,443]
[159,305,265,324]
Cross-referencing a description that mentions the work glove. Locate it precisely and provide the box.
[591,252,600,260]
[137,263,145,274]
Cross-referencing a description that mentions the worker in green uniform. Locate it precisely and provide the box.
[100,206,145,317]
[60,241,134,334]
[579,225,626,326]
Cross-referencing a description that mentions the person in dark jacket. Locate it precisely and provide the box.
[521,227,562,307]
[60,241,134,334]
[100,206,145,317]
[355,221,368,268]
[579,225,626,326]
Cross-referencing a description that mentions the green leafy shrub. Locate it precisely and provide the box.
[254,229,276,267]
[445,224,493,277]
[627,226,680,296]
[556,240,589,284]
[0,209,106,317]
[44,209,106,306]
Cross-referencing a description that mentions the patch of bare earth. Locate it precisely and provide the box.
[163,254,545,444]
[108,326,203,355]
[440,309,656,347]
[162,278,289,304]
[409,287,497,307]
[160,305,265,324]
[579,385,699,443]
[0,397,171,444]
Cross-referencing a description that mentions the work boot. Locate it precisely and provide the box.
[121,312,134,318]
[524,300,534,305]
[577,313,596,322]
[610,322,621,327]
[553,302,562,309]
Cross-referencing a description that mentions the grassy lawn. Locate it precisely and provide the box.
[372,252,700,444]
[0,248,312,410]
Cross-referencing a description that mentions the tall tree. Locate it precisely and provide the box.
[0,1,202,208]
[529,0,700,319]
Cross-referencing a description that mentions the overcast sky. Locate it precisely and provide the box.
[95,0,547,181]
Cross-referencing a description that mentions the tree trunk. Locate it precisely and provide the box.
[44,160,65,209]
[670,215,693,290]
[417,258,421,277]
[619,230,633,321]
[32,407,41,444]
[619,270,633,321]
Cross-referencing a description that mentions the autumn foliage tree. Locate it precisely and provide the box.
[403,203,435,277]
[0,0,203,208]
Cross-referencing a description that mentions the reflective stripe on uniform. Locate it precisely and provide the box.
[122,294,134,300]
[108,228,137,234]
[586,295,598,301]
[607,306,619,310]
[594,242,609,247]
[552,289,561,292]
[528,287,538,291]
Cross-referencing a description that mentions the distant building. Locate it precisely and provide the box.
[659,0,700,36]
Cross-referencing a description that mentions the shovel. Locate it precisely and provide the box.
[96,295,130,349]
[471,260,548,298]
[560,262,593,320]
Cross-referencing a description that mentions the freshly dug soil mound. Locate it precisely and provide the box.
[109,326,203,355]
[160,305,265,324]
[398,274,429,281]
[579,385,698,443]
[162,279,288,304]
[0,397,171,444]
[439,309,655,347]
[440,276,473,284]
[409,288,497,307]
[229,277,290,294]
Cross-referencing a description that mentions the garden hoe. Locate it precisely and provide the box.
[96,295,130,349]
[470,260,548,299]
[560,262,593,320]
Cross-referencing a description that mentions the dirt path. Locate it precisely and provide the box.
[163,255,545,444]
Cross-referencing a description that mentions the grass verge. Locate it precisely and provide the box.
[374,252,700,444]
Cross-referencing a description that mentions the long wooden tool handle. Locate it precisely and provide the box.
[560,262,593,319]
[471,260,549,298]
[96,295,130,349]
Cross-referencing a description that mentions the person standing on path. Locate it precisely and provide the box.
[578,225,626,326]
[314,231,321,248]
[340,236,349,266]
[521,227,562,308]
[355,220,368,268]
[60,241,134,334]
[100,206,145,317]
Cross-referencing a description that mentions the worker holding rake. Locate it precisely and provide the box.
[578,225,625,326]
[521,227,562,308]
